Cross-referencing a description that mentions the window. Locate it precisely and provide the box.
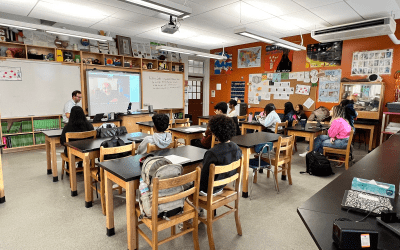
[188,60,204,74]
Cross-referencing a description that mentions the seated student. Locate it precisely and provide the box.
[137,114,172,154]
[258,103,281,133]
[227,99,238,117]
[282,102,295,127]
[300,105,351,157]
[200,115,242,195]
[340,94,358,129]
[294,104,307,121]
[60,106,94,168]
[191,102,231,149]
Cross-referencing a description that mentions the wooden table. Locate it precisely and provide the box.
[42,129,63,182]
[198,115,212,125]
[169,125,207,145]
[0,144,5,203]
[64,132,148,205]
[230,132,285,198]
[136,121,154,134]
[97,145,207,250]
[239,121,265,135]
[354,119,379,152]
[297,134,400,250]
[286,124,329,152]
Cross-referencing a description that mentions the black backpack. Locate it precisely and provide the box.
[99,136,130,160]
[302,151,334,176]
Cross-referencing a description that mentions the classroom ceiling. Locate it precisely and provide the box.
[1,0,400,50]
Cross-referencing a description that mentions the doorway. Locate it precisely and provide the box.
[188,77,203,125]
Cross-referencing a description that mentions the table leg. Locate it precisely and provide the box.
[105,171,115,236]
[83,154,93,208]
[126,180,138,250]
[69,150,77,197]
[380,114,386,145]
[45,137,52,175]
[0,153,5,204]
[50,139,58,182]
[185,136,191,146]
[370,126,376,152]
[241,147,250,198]
[241,125,246,135]
[309,134,315,152]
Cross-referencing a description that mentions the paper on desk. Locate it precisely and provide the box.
[184,127,206,132]
[164,155,191,165]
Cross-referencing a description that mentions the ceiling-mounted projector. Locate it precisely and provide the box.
[161,16,179,34]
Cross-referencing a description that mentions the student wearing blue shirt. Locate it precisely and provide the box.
[259,103,281,133]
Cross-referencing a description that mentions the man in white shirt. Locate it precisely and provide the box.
[63,90,82,123]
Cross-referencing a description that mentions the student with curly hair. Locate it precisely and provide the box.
[137,113,172,154]
[200,115,242,195]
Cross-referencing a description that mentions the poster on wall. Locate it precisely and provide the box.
[318,69,341,103]
[264,45,293,72]
[351,49,393,75]
[0,67,22,81]
[306,41,343,68]
[214,52,233,75]
[248,73,269,104]
[231,81,245,102]
[238,46,262,68]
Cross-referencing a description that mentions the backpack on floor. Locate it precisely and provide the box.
[138,156,185,220]
[302,151,334,176]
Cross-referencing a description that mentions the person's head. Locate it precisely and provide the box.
[68,106,86,125]
[331,105,347,122]
[264,103,276,116]
[228,99,237,110]
[214,102,228,115]
[284,102,294,115]
[340,99,351,107]
[102,82,112,95]
[349,93,358,103]
[72,90,82,104]
[152,114,170,133]
[295,104,304,112]
[209,115,236,143]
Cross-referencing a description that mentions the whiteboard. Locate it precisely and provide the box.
[142,71,183,109]
[0,59,81,117]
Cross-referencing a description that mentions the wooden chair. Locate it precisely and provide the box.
[190,158,243,250]
[61,130,97,183]
[292,120,298,153]
[91,142,136,215]
[237,115,247,122]
[323,129,355,170]
[274,120,288,134]
[146,139,178,153]
[210,134,219,148]
[135,167,201,250]
[259,136,294,192]
[173,118,190,128]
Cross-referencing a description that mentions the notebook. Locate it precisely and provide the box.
[341,190,394,215]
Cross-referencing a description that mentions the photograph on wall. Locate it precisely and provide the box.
[306,41,343,68]
[0,67,22,81]
[318,69,341,103]
[238,46,262,68]
[264,45,293,73]
[214,52,233,75]
[351,49,393,75]
[295,84,310,95]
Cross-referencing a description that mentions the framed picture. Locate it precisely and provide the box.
[116,35,132,56]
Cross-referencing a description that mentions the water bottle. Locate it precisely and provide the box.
[139,178,149,195]
[139,178,151,217]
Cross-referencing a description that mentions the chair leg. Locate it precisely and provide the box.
[345,153,350,170]
[152,224,159,250]
[250,169,256,200]
[193,216,200,250]
[274,167,279,193]
[100,169,106,216]
[267,170,270,178]
[171,225,176,236]
[253,169,258,183]
[287,162,292,185]
[269,169,278,193]
[234,199,242,236]
[118,186,123,195]
[206,212,216,250]
[61,160,65,180]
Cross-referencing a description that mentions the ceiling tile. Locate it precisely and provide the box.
[310,2,363,26]
[94,17,162,33]
[217,1,275,23]
[243,0,307,16]
[293,0,343,8]
[87,0,159,16]
[28,11,102,27]
[345,0,400,19]
[90,23,146,36]
[279,10,331,31]
[0,0,38,16]
[137,26,203,42]
[39,0,121,16]
[110,10,165,25]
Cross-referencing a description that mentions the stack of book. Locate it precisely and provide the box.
[33,119,59,131]
[10,134,34,148]
[21,120,32,133]
[8,122,22,134]
[1,122,7,135]
[34,133,45,145]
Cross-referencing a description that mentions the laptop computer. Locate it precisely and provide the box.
[93,113,104,122]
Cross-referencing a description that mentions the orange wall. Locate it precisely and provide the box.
[210,20,400,117]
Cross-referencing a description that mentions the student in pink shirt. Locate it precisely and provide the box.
[300,105,351,157]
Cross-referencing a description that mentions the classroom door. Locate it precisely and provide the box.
[188,78,203,125]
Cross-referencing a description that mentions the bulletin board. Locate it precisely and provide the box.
[250,79,316,110]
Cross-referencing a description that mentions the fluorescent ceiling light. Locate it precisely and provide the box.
[119,0,192,18]
[234,27,306,51]
[156,46,227,60]
[0,17,112,41]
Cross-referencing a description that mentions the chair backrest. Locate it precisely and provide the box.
[237,115,247,122]
[146,139,178,153]
[151,167,201,221]
[346,129,355,152]
[292,120,298,126]
[66,130,97,142]
[175,118,190,127]
[206,158,243,205]
[211,134,220,148]
[275,136,294,163]
[274,121,288,134]
[100,142,136,162]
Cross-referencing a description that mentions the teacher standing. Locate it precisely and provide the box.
[63,90,82,124]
